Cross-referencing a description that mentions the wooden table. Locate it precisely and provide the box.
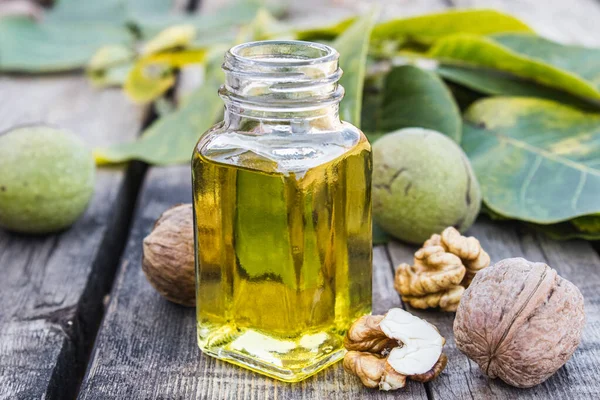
[1,0,599,399]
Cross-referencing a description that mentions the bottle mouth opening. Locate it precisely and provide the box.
[228,40,339,67]
[221,40,344,112]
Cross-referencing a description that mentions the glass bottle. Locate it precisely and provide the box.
[192,40,372,382]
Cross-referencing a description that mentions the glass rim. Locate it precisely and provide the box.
[227,40,339,67]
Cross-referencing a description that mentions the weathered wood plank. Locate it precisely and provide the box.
[77,0,451,396]
[81,0,600,398]
[386,2,600,396]
[0,76,145,400]
[387,220,600,399]
[77,165,428,399]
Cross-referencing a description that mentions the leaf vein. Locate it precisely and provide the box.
[492,131,600,178]
[520,155,542,209]
[571,172,587,211]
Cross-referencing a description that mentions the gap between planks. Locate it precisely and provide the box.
[386,219,600,399]
[0,2,196,400]
[77,166,428,400]
[78,0,600,398]
[0,78,148,400]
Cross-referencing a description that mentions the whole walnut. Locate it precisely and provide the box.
[454,258,585,388]
[142,204,195,306]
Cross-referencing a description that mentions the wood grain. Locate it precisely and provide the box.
[0,76,145,400]
[387,221,600,399]
[78,0,600,399]
[77,166,428,400]
[393,3,600,396]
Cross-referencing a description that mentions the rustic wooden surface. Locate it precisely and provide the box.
[0,77,146,400]
[76,1,600,399]
[77,167,429,400]
[2,0,600,399]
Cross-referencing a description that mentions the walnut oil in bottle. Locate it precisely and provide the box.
[192,41,372,382]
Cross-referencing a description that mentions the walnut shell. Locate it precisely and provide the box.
[142,204,195,306]
[454,257,585,388]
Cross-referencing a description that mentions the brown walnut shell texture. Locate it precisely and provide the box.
[142,204,195,307]
[454,258,585,388]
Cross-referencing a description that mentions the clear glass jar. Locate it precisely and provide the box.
[192,40,372,382]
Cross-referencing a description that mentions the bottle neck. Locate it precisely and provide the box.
[223,103,342,133]
[219,40,344,131]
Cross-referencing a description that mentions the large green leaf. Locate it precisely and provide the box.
[134,1,276,39]
[492,34,600,88]
[234,8,292,42]
[295,17,356,41]
[0,17,133,72]
[94,59,224,165]
[333,11,377,127]
[361,84,383,134]
[377,65,461,142]
[443,79,484,111]
[372,9,532,45]
[463,97,600,224]
[373,222,391,245]
[0,0,166,72]
[483,204,600,240]
[124,49,206,103]
[128,0,177,23]
[50,0,181,27]
[527,217,600,240]
[47,0,128,24]
[572,214,600,234]
[437,65,600,111]
[429,34,600,101]
[0,0,262,72]
[87,44,136,88]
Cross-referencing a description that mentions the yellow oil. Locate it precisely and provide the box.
[192,134,372,382]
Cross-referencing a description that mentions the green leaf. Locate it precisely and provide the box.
[86,44,135,88]
[443,79,484,111]
[526,219,600,240]
[364,132,387,143]
[235,8,292,42]
[95,58,224,165]
[373,222,391,245]
[134,1,274,39]
[0,0,266,73]
[124,49,206,103]
[128,0,177,23]
[88,63,133,88]
[484,205,600,240]
[437,65,600,110]
[295,17,356,41]
[429,34,600,101]
[377,65,461,142]
[333,10,377,127]
[492,34,600,88]
[48,0,128,24]
[87,44,135,70]
[361,86,383,134]
[463,97,600,224]
[572,214,600,234]
[372,9,532,45]
[0,16,133,72]
[141,24,196,55]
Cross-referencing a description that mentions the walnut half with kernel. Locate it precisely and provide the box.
[343,308,447,391]
[454,257,585,388]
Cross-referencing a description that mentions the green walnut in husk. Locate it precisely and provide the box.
[372,128,481,244]
[0,125,95,234]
